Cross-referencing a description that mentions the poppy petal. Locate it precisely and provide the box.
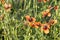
[44,29,49,34]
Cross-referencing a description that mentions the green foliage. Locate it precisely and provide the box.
[0,0,60,40]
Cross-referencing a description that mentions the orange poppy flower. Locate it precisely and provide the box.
[42,11,47,17]
[1,0,5,4]
[48,19,57,25]
[42,9,51,17]
[34,22,41,27]
[54,5,59,10]
[29,22,41,28]
[41,23,50,34]
[4,3,12,10]
[47,12,51,17]
[25,15,36,22]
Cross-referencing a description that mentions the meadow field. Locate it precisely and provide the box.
[0,0,60,40]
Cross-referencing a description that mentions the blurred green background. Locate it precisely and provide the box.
[0,0,60,40]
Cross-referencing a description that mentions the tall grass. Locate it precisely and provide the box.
[0,0,60,40]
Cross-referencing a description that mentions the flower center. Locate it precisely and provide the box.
[43,25,48,30]
[29,18,33,22]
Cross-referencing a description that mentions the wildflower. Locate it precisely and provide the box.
[41,23,50,34]
[47,12,51,17]
[42,9,51,17]
[25,15,36,22]
[45,9,50,13]
[1,0,5,4]
[42,11,47,17]
[48,19,57,25]
[29,22,41,28]
[29,22,38,28]
[0,14,5,21]
[34,22,41,27]
[4,3,12,10]
[43,0,49,3]
[54,5,59,10]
